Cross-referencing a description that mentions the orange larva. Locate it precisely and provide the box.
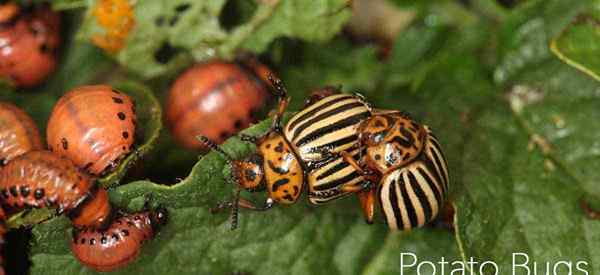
[71,208,168,272]
[165,60,273,150]
[0,2,60,87]
[0,150,111,229]
[47,85,137,175]
[0,102,43,166]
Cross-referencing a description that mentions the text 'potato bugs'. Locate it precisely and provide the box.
[0,2,61,87]
[0,102,43,165]
[71,208,168,272]
[0,150,111,229]
[166,59,273,150]
[47,85,137,175]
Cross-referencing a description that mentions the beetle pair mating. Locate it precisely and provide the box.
[198,75,449,231]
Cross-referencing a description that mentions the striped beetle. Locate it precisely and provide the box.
[198,76,372,229]
[338,111,450,230]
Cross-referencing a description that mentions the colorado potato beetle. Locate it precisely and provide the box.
[0,102,43,166]
[0,150,111,229]
[71,207,168,272]
[198,76,372,228]
[339,111,450,230]
[0,2,60,87]
[47,85,137,175]
[166,59,273,150]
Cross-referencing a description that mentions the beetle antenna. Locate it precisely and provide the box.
[196,136,234,161]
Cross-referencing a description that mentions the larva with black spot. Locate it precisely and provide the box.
[0,2,61,87]
[165,59,274,150]
[71,208,168,272]
[47,85,137,175]
[0,102,43,166]
[0,150,111,229]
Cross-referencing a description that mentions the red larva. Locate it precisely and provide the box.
[0,2,61,87]
[0,102,43,165]
[165,59,273,150]
[0,150,111,229]
[47,85,137,175]
[71,208,168,272]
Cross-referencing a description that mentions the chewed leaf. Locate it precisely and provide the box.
[77,0,351,78]
[98,81,163,188]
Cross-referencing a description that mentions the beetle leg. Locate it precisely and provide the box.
[238,198,274,211]
[357,188,375,224]
[211,194,274,230]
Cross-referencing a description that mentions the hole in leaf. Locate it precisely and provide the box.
[175,3,191,13]
[154,42,181,64]
[218,0,257,31]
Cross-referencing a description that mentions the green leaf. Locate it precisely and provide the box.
[550,13,600,82]
[279,39,383,110]
[77,0,351,78]
[456,63,600,273]
[494,0,593,85]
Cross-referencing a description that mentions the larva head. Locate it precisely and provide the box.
[149,206,168,231]
[359,111,427,173]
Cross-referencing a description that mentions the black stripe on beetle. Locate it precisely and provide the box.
[295,112,370,147]
[399,176,418,228]
[291,102,366,139]
[407,171,432,223]
[387,179,404,229]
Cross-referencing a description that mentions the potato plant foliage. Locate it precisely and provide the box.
[1,0,599,274]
